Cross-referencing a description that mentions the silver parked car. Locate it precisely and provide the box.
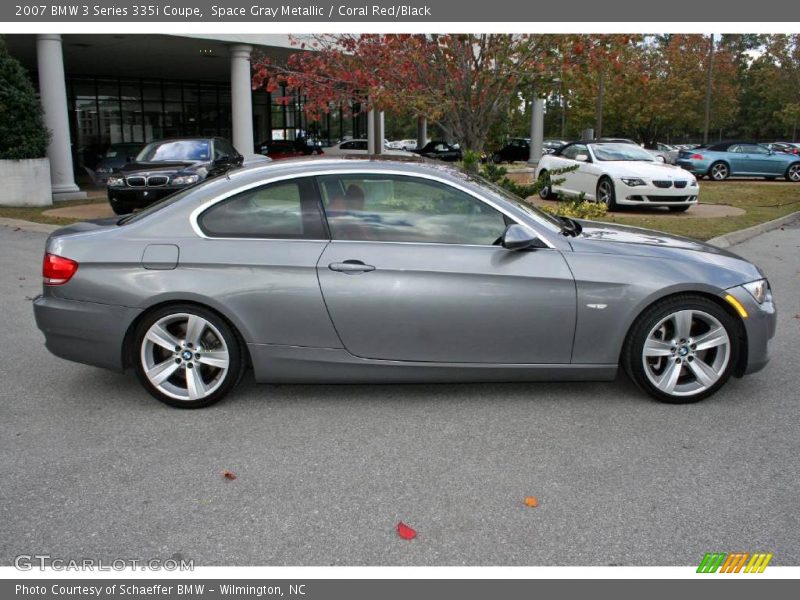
[34,158,775,408]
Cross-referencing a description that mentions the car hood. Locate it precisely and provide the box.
[115,160,206,174]
[567,220,763,282]
[601,161,693,178]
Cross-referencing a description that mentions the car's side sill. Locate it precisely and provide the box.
[248,343,617,384]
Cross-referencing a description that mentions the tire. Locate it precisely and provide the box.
[133,304,245,408]
[622,295,742,404]
[597,177,618,211]
[537,170,557,200]
[785,163,800,182]
[668,205,690,213]
[708,161,730,181]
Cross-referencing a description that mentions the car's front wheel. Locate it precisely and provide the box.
[133,305,244,408]
[623,295,741,403]
[596,177,618,211]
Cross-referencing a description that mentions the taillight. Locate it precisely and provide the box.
[43,253,78,285]
[690,153,704,160]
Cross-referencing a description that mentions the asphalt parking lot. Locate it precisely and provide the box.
[1,221,798,566]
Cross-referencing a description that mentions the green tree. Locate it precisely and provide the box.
[0,36,49,160]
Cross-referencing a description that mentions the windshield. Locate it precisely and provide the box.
[137,140,211,162]
[465,173,563,232]
[591,143,656,162]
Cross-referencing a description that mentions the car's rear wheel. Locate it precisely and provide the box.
[709,162,730,181]
[134,305,244,408]
[597,177,618,211]
[785,163,800,182]
[537,170,557,199]
[622,295,741,403]
[668,205,690,213]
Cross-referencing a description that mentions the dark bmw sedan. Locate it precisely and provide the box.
[35,158,775,408]
[107,137,243,214]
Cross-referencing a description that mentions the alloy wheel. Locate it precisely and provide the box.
[710,163,729,180]
[598,180,613,205]
[788,164,800,182]
[641,309,731,397]
[140,313,230,402]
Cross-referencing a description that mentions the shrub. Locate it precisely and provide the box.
[540,198,608,220]
[461,149,482,173]
[0,36,49,160]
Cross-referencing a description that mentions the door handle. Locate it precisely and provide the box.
[328,260,376,274]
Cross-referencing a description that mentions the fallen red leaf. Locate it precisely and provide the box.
[222,470,237,480]
[396,522,416,540]
[794,314,800,319]
[524,496,539,508]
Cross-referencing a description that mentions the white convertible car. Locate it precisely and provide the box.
[535,141,699,212]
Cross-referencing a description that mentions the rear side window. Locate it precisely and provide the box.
[198,177,326,239]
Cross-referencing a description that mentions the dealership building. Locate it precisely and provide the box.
[5,34,369,200]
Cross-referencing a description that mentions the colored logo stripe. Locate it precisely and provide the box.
[697,552,773,573]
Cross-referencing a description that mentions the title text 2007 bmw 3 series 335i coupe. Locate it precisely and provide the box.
[33,158,776,408]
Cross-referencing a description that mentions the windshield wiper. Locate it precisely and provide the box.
[557,215,582,237]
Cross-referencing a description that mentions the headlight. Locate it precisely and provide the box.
[107,176,125,187]
[171,174,200,186]
[690,179,698,187]
[743,279,772,304]
[621,177,646,187]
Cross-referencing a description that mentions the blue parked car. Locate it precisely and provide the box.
[677,141,800,182]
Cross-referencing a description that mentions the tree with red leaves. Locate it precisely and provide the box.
[253,34,575,152]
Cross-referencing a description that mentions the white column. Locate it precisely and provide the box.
[229,44,254,155]
[527,97,545,167]
[36,34,85,201]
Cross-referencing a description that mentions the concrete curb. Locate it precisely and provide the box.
[0,217,60,234]
[707,210,800,248]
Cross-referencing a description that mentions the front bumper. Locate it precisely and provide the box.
[723,285,777,376]
[615,178,699,206]
[33,294,142,372]
[107,186,182,209]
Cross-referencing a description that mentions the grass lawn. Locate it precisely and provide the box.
[0,196,107,227]
[597,180,800,240]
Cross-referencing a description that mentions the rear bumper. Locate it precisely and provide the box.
[676,159,710,174]
[33,294,141,372]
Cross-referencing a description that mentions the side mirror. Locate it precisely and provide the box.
[126,155,135,163]
[501,224,542,251]
[575,153,589,162]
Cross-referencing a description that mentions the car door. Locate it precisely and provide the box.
[726,144,751,174]
[547,144,582,196]
[184,176,339,349]
[743,144,789,175]
[314,172,576,364]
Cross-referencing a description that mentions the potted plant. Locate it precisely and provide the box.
[0,35,51,207]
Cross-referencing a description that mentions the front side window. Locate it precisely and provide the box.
[198,177,325,239]
[317,174,508,245]
[561,144,588,160]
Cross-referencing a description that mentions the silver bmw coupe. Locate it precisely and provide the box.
[34,158,776,408]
